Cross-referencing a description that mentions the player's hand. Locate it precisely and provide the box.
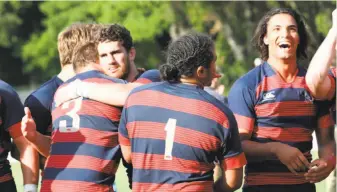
[272,142,310,174]
[21,107,37,142]
[304,158,335,183]
[54,79,81,107]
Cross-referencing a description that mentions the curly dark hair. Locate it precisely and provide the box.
[160,33,215,83]
[252,8,308,61]
[98,24,133,52]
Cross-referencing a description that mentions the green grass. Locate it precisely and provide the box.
[10,151,329,192]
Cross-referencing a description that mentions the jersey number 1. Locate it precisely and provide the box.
[59,97,83,132]
[164,118,177,160]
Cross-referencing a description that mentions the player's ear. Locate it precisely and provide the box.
[263,35,269,45]
[128,47,136,62]
[196,66,207,79]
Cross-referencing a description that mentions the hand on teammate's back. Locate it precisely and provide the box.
[272,142,310,174]
[21,107,37,142]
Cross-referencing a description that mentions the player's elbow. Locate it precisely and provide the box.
[226,178,243,191]
[121,145,132,164]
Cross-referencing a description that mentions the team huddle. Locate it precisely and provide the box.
[0,7,335,192]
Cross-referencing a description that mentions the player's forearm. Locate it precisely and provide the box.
[28,132,51,157]
[315,124,336,158]
[241,140,278,162]
[86,83,139,107]
[306,28,337,99]
[13,137,39,184]
[20,145,39,184]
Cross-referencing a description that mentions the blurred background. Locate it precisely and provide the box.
[1,1,336,94]
[1,1,336,191]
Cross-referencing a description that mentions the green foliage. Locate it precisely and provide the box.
[0,1,335,88]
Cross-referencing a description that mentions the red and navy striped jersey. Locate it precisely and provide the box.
[134,69,161,84]
[228,62,333,186]
[24,76,63,136]
[0,80,24,184]
[119,82,246,191]
[41,70,126,192]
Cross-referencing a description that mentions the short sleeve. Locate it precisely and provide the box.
[24,95,52,135]
[228,80,256,135]
[134,69,161,84]
[0,85,24,137]
[220,111,247,170]
[118,103,130,146]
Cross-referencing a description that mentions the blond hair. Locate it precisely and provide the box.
[57,23,104,67]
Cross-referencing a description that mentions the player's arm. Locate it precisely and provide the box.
[305,9,336,100]
[214,111,246,192]
[305,101,336,183]
[2,88,39,191]
[10,124,39,187]
[118,102,133,188]
[228,81,310,174]
[21,107,51,157]
[54,70,161,107]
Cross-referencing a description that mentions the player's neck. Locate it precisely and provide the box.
[75,64,100,74]
[57,64,75,82]
[180,77,204,88]
[126,62,138,82]
[267,57,298,83]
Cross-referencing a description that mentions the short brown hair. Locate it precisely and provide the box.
[98,24,133,52]
[72,41,99,72]
[57,23,104,67]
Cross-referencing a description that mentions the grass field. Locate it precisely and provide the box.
[10,151,329,192]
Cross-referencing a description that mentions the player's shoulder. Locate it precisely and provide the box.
[130,81,165,95]
[72,70,126,84]
[29,76,63,99]
[231,62,270,93]
[0,79,20,97]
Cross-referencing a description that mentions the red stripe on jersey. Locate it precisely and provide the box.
[234,114,255,134]
[52,128,118,148]
[52,100,121,122]
[132,181,213,192]
[127,121,221,151]
[318,114,334,129]
[127,90,229,127]
[45,155,118,174]
[8,122,22,139]
[119,133,131,146]
[255,101,315,117]
[255,75,306,99]
[245,172,308,186]
[222,152,246,170]
[0,173,13,183]
[327,75,336,100]
[41,180,113,192]
[134,78,152,84]
[254,127,313,142]
[132,153,214,174]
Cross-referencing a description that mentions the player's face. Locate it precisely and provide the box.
[264,14,299,61]
[203,48,219,87]
[98,41,130,79]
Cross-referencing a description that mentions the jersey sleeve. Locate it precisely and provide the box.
[118,103,130,146]
[24,95,52,135]
[219,111,247,170]
[228,80,256,135]
[0,85,24,138]
[135,69,161,84]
